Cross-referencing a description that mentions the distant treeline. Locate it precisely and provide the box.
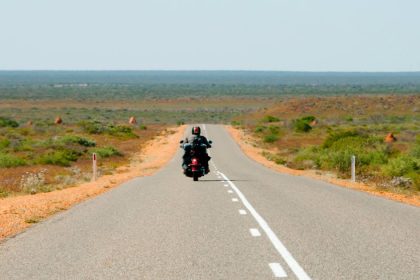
[1,71,420,99]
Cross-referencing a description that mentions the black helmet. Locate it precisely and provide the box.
[192,126,201,135]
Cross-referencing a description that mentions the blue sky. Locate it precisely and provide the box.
[1,0,419,71]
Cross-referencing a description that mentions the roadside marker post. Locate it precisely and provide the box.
[351,155,356,182]
[92,153,97,181]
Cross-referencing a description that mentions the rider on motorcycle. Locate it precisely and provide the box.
[182,126,211,173]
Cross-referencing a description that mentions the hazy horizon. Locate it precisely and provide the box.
[2,0,420,72]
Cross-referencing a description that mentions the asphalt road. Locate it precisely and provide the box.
[1,125,419,279]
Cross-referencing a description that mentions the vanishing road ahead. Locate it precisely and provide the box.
[1,125,419,279]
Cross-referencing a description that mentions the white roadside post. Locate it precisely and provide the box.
[92,153,97,181]
[351,155,356,182]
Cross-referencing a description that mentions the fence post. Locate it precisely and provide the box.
[92,153,97,181]
[351,155,356,182]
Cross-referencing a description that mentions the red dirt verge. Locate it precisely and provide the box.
[226,125,419,208]
[0,126,186,241]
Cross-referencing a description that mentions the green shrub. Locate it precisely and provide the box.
[292,116,316,133]
[382,156,419,177]
[411,136,420,159]
[291,132,388,174]
[60,135,96,147]
[79,121,137,138]
[0,153,26,167]
[264,134,279,143]
[231,120,241,126]
[79,121,106,134]
[268,125,280,134]
[140,125,147,130]
[13,139,35,152]
[262,115,280,123]
[107,125,137,138]
[322,135,387,172]
[0,138,10,150]
[293,147,321,169]
[322,130,360,148]
[293,119,312,132]
[301,116,316,123]
[0,117,19,128]
[91,146,122,158]
[38,150,81,166]
[0,188,10,198]
[345,116,353,122]
[254,125,266,133]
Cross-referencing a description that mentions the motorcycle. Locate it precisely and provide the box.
[180,138,212,181]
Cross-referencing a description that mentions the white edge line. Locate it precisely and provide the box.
[269,263,288,278]
[219,172,311,280]
[239,209,247,215]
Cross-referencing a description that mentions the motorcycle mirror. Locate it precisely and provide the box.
[209,140,213,144]
[180,140,184,144]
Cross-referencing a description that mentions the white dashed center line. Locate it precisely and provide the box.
[269,263,288,278]
[203,126,309,280]
[218,171,311,280]
[249,228,261,237]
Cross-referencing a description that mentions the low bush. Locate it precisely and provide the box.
[301,116,316,123]
[60,135,96,147]
[411,136,420,158]
[261,115,280,123]
[323,135,387,172]
[231,120,241,126]
[291,130,388,174]
[90,146,122,158]
[268,125,280,134]
[0,153,27,168]
[254,125,266,133]
[79,121,106,134]
[0,117,19,128]
[292,116,316,133]
[0,138,10,150]
[38,150,81,166]
[382,156,419,178]
[79,121,137,138]
[322,130,360,148]
[264,134,279,143]
[13,139,35,152]
[293,119,312,132]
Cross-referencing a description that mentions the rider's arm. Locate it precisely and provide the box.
[202,136,211,148]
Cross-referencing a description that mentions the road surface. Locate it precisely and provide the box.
[1,125,419,279]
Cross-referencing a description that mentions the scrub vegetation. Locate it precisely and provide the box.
[1,71,419,197]
[0,117,164,197]
[234,95,420,193]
